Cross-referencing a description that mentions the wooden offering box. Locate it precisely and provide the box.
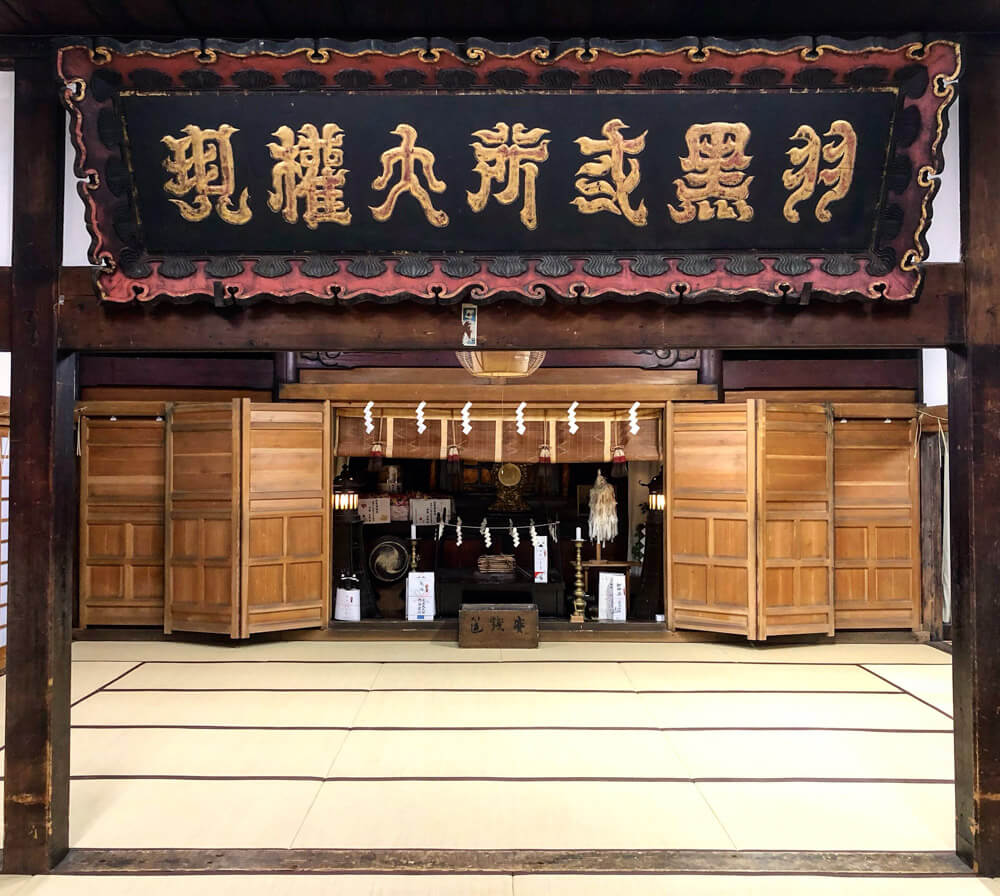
[459,603,539,649]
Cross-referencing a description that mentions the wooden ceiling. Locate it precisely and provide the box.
[0,0,987,38]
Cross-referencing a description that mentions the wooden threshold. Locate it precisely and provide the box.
[71,624,931,644]
[52,848,971,876]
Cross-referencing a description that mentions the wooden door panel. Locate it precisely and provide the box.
[757,403,835,639]
[79,415,167,627]
[240,402,330,636]
[668,402,757,638]
[165,402,241,637]
[833,420,920,630]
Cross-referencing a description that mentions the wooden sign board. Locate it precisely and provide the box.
[59,37,959,306]
[458,603,539,648]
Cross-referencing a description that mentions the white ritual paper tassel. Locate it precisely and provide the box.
[455,517,463,547]
[515,401,527,435]
[529,519,537,541]
[481,518,492,549]
[628,401,640,435]
[364,400,375,434]
[461,401,472,435]
[567,401,579,435]
[510,519,519,549]
[416,401,427,434]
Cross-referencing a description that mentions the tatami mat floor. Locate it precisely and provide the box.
[1,638,984,893]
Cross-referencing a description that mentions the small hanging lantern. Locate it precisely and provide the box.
[332,461,361,516]
[645,468,665,513]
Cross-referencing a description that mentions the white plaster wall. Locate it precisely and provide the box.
[0,72,11,269]
[921,99,962,406]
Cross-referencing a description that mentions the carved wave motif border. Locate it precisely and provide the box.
[57,35,961,306]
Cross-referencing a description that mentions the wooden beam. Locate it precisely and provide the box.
[50,847,971,876]
[3,52,72,874]
[299,368,697,386]
[723,356,921,391]
[54,264,966,352]
[78,356,275,390]
[283,382,717,403]
[725,389,917,404]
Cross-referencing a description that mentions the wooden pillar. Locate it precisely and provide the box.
[950,35,1000,875]
[273,351,297,400]
[698,349,722,400]
[3,53,73,873]
[919,431,944,641]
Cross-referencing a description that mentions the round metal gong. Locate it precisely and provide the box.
[368,536,410,584]
[497,462,523,487]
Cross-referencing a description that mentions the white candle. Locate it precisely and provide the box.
[411,523,417,540]
[575,526,582,541]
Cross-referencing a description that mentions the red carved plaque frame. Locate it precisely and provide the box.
[58,36,960,306]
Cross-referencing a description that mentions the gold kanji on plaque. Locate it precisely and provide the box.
[267,123,351,228]
[571,118,648,226]
[161,124,252,224]
[467,122,550,230]
[668,122,754,223]
[370,124,448,227]
[782,120,858,223]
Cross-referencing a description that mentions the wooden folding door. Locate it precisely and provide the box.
[166,399,331,638]
[756,403,835,638]
[165,402,242,636]
[667,402,758,637]
[833,419,920,630]
[240,402,330,636]
[79,411,166,627]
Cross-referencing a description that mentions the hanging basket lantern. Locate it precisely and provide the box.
[455,350,546,379]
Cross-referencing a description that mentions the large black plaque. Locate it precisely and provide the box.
[122,91,896,255]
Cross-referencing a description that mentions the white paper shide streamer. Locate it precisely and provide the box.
[481,518,492,548]
[461,401,472,435]
[628,401,640,435]
[567,401,579,435]
[510,519,519,548]
[364,400,375,434]
[515,401,527,435]
[455,517,463,547]
[416,401,427,434]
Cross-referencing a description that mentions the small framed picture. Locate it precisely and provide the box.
[461,304,478,346]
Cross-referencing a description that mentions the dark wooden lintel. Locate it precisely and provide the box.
[52,847,972,876]
[51,264,965,353]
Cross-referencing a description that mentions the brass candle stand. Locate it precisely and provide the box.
[571,538,587,623]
